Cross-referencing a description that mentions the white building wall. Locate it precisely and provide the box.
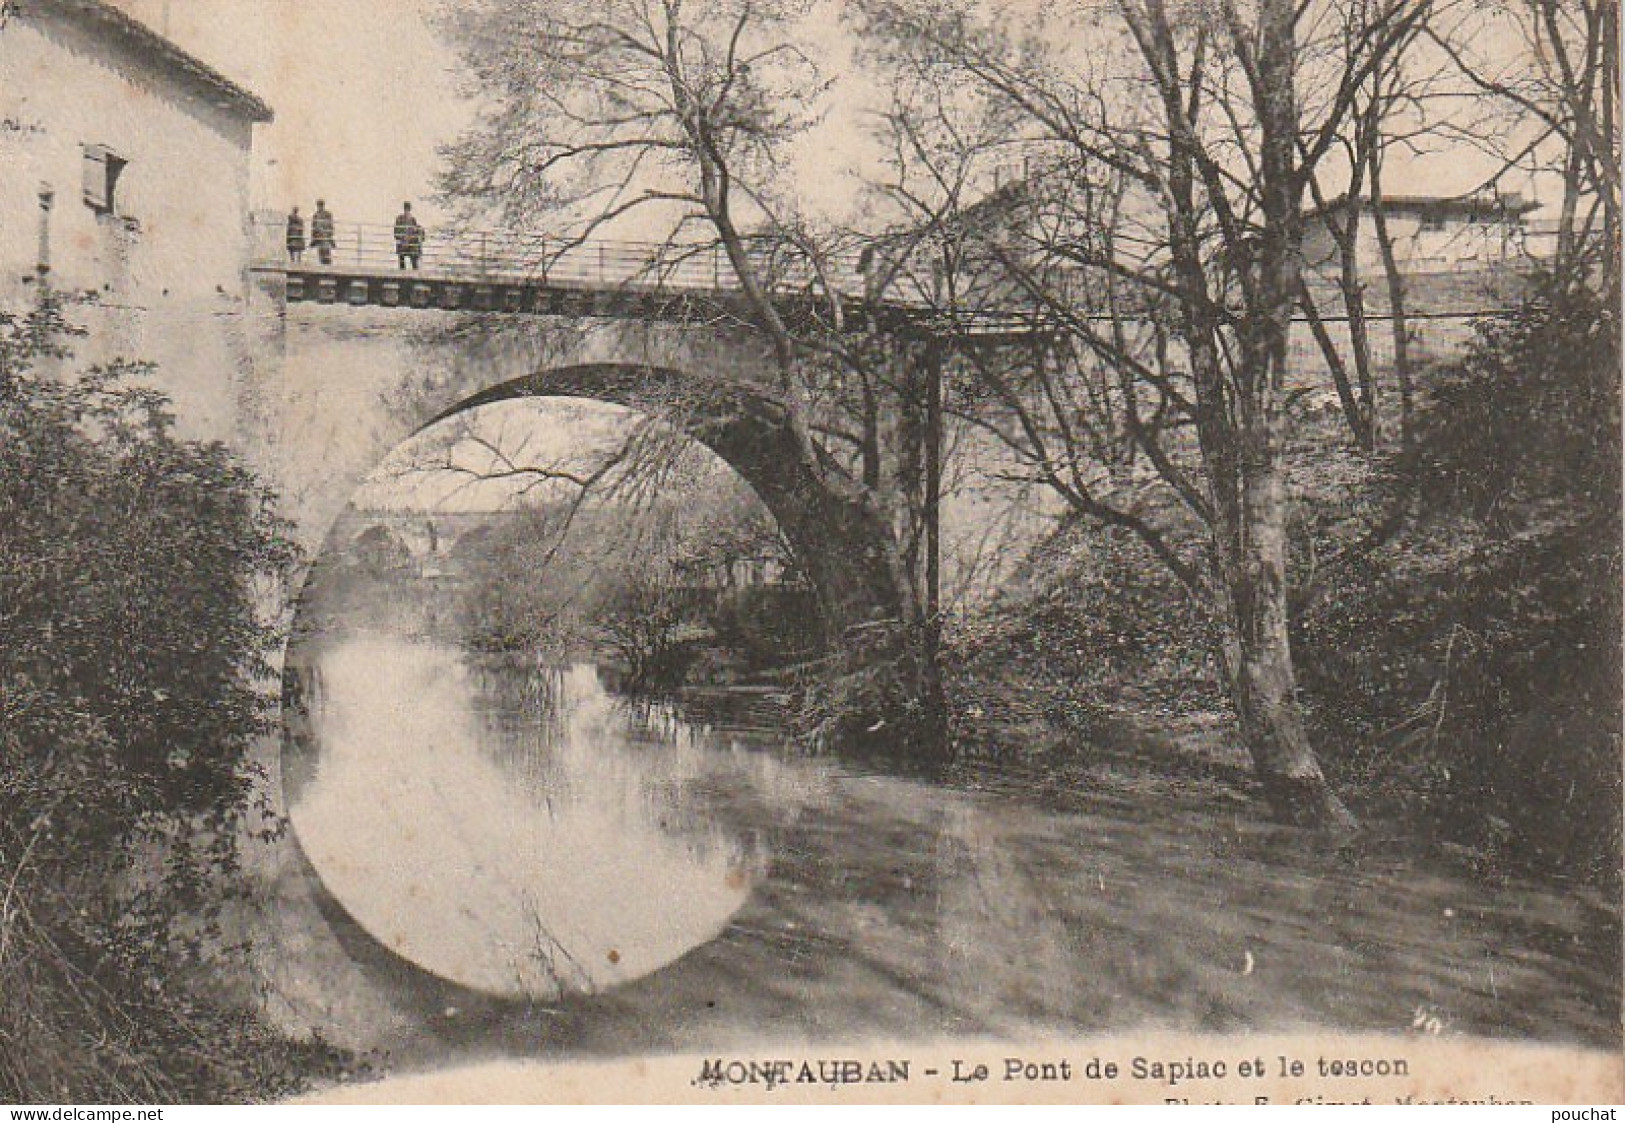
[1304,210,1534,275]
[0,5,262,441]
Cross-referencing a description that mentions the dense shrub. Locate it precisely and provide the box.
[596,570,694,688]
[1298,279,1622,885]
[706,584,822,670]
[0,299,342,1100]
[792,617,946,768]
[455,506,597,655]
[1401,279,1620,521]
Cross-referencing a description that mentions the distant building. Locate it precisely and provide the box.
[1302,193,1543,274]
[0,0,272,433]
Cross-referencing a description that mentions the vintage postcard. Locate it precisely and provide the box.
[0,0,1619,1106]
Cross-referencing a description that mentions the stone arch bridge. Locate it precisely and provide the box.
[236,241,974,759]
[241,267,936,657]
[228,222,1532,764]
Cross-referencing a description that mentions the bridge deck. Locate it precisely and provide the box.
[252,216,1541,334]
[253,216,1042,336]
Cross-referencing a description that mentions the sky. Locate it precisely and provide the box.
[351,399,686,512]
[113,0,1552,236]
[117,0,471,225]
[112,0,878,233]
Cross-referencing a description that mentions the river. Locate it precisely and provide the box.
[268,629,1619,1071]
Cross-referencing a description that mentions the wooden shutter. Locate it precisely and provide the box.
[82,145,126,213]
[82,145,109,211]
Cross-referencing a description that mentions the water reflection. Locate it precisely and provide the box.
[284,634,771,1000]
[271,637,1620,1058]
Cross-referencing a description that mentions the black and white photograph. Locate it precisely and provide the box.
[0,0,1619,1105]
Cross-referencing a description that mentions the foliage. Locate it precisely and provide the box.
[1397,278,1620,522]
[0,298,338,1099]
[706,585,823,671]
[453,473,799,681]
[437,0,821,230]
[595,570,693,690]
[791,617,945,767]
[943,519,1222,764]
[1298,280,1622,885]
[455,506,597,656]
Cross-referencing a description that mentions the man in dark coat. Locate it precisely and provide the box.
[310,200,336,266]
[394,202,424,270]
[285,206,305,263]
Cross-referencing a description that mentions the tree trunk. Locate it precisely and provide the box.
[895,346,928,599]
[860,371,883,490]
[1211,0,1353,832]
[1212,454,1358,831]
[1367,160,1414,453]
[1298,278,1372,449]
[1336,207,1378,448]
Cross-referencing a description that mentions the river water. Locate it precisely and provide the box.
[274,629,1620,1066]
[284,635,805,999]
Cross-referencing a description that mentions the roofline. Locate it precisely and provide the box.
[17,0,274,123]
[1305,191,1540,221]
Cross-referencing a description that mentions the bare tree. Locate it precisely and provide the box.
[1426,0,1620,289]
[437,0,825,378]
[434,0,955,753]
[1295,0,1451,454]
[857,0,1438,828]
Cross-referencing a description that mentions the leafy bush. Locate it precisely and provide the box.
[792,617,946,768]
[949,520,1218,700]
[0,298,341,1099]
[1400,278,1620,521]
[454,506,596,655]
[1298,279,1622,885]
[706,584,822,670]
[596,570,693,689]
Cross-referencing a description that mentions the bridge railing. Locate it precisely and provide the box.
[252,213,1542,332]
[250,214,917,302]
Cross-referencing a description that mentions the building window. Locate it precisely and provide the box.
[82,144,127,215]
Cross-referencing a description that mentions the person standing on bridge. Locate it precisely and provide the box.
[285,206,305,263]
[310,199,336,266]
[394,202,423,270]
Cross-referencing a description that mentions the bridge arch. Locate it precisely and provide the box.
[251,297,944,760]
[424,361,912,648]
[347,523,413,573]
